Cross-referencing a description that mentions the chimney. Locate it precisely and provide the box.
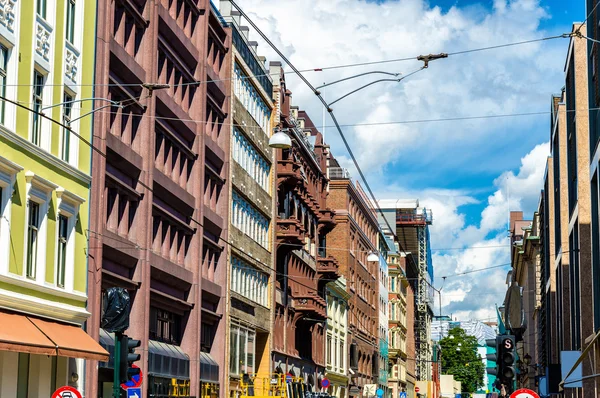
[258,56,266,67]
[269,61,282,86]
[231,10,241,26]
[249,40,258,53]
[219,0,232,16]
[240,26,250,39]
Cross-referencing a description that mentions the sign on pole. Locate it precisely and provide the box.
[286,373,294,384]
[52,386,83,398]
[509,388,540,398]
[121,364,143,389]
[127,388,142,398]
[415,386,420,393]
[321,378,330,389]
[399,392,407,398]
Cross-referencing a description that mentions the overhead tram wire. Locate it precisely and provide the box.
[228,0,417,245]
[7,33,570,90]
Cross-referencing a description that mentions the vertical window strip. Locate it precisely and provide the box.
[233,64,270,132]
[232,128,270,192]
[230,256,268,307]
[231,191,269,248]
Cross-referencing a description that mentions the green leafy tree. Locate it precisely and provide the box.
[439,327,485,395]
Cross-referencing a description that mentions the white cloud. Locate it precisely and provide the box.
[235,0,565,173]
[226,0,564,318]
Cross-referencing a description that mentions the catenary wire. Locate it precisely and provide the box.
[7,34,570,88]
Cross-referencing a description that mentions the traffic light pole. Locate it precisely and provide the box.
[113,331,122,398]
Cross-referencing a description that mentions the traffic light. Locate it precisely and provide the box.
[498,335,516,386]
[485,337,499,378]
[119,334,141,383]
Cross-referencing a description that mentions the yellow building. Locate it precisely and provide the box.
[0,0,107,396]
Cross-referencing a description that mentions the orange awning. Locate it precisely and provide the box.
[0,310,109,361]
[0,311,56,355]
[28,317,109,361]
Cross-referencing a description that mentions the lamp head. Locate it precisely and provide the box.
[269,130,292,149]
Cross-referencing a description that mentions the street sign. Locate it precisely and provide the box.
[121,364,143,389]
[286,373,294,383]
[510,388,540,398]
[321,378,330,388]
[415,386,420,393]
[399,392,407,398]
[127,388,142,398]
[376,389,384,397]
[52,386,83,398]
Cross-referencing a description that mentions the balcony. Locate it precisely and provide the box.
[276,218,304,246]
[294,292,327,319]
[277,159,302,186]
[316,256,341,280]
[318,208,336,231]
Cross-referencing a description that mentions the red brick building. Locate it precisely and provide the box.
[327,162,380,397]
[86,1,232,397]
[270,62,339,392]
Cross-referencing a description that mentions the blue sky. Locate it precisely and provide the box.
[235,0,587,319]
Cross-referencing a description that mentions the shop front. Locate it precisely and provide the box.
[0,309,109,397]
[99,330,201,398]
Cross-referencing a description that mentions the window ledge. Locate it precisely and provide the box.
[0,273,87,303]
[0,125,91,185]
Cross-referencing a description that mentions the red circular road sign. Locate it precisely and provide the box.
[415,386,420,393]
[121,364,143,389]
[321,378,330,388]
[52,386,83,398]
[510,389,540,398]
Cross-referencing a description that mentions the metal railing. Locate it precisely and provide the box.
[329,167,351,180]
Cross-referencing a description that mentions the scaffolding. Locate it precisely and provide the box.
[395,206,433,382]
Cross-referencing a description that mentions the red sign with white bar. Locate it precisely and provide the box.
[52,386,83,398]
[510,388,540,398]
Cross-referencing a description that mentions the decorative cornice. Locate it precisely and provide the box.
[0,273,88,303]
[0,125,91,185]
[0,285,89,325]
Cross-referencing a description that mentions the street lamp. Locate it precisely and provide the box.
[269,128,292,149]
[367,251,379,262]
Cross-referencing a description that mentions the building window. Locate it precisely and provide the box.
[150,307,181,345]
[339,340,344,371]
[233,64,270,133]
[231,191,269,248]
[56,214,68,288]
[36,0,47,19]
[31,72,45,146]
[201,322,216,353]
[62,92,73,162]
[229,323,256,376]
[232,129,270,192]
[0,46,7,125]
[66,0,75,44]
[26,201,40,279]
[327,334,332,366]
[231,256,268,307]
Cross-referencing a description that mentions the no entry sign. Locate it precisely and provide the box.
[52,386,83,398]
[510,388,540,398]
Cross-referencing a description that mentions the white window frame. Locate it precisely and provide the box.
[54,187,83,291]
[23,171,57,284]
[229,322,256,377]
[0,156,22,275]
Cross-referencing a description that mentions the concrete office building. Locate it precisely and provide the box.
[86,1,232,397]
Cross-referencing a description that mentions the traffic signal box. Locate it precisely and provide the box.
[118,334,141,384]
[486,335,516,391]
